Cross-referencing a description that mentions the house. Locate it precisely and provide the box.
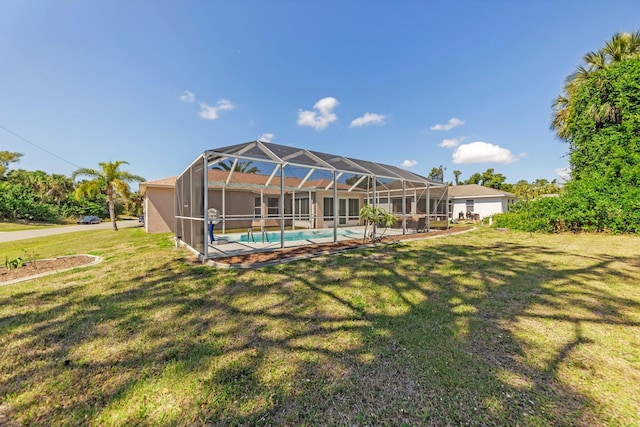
[448,184,516,220]
[140,168,449,235]
[140,170,365,234]
[142,141,450,262]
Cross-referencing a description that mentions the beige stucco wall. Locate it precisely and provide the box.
[144,185,370,234]
[144,187,174,233]
[208,189,256,230]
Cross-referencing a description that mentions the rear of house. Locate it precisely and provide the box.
[140,170,448,234]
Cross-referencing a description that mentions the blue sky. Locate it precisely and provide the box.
[1,1,639,185]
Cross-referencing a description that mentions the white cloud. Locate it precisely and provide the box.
[259,133,274,142]
[297,97,339,131]
[198,103,219,120]
[217,99,236,111]
[431,117,465,131]
[402,159,417,168]
[439,137,464,148]
[350,112,388,128]
[452,141,518,164]
[180,90,195,103]
[197,99,236,121]
[555,167,571,181]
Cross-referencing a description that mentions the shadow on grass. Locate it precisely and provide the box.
[0,231,639,425]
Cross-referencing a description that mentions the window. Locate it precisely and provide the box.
[294,197,309,218]
[254,197,261,218]
[348,198,360,220]
[392,198,411,214]
[299,198,310,215]
[466,199,474,213]
[268,197,279,217]
[323,197,334,221]
[392,198,402,214]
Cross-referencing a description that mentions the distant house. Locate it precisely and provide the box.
[448,184,516,220]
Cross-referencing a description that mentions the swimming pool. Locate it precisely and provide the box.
[233,228,361,243]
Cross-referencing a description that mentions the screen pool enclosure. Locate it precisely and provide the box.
[175,140,449,260]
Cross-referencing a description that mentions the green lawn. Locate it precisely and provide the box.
[0,220,71,232]
[1,227,639,425]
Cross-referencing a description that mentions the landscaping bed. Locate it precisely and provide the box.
[1,255,97,284]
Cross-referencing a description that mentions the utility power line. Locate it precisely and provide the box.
[0,123,84,170]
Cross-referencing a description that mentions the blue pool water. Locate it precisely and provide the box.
[236,228,360,243]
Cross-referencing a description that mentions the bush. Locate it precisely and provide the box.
[60,196,108,219]
[494,181,640,234]
[0,183,60,222]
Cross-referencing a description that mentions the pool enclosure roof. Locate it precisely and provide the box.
[203,140,443,186]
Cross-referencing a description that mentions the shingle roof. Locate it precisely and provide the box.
[140,169,362,195]
[448,184,515,199]
[139,176,177,194]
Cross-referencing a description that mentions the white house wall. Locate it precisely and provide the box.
[452,197,507,219]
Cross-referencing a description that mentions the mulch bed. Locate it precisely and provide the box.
[1,255,96,284]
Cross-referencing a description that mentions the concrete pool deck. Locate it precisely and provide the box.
[203,226,435,260]
[198,226,477,269]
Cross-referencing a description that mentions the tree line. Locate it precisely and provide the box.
[0,152,145,230]
[427,165,561,199]
[496,31,640,233]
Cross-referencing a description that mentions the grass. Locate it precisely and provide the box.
[0,227,639,425]
[0,220,71,232]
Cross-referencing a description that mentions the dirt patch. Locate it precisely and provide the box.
[1,255,98,284]
[214,227,473,266]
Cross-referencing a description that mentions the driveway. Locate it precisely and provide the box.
[0,220,143,243]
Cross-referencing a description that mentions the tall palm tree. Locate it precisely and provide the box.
[552,31,640,140]
[453,170,462,185]
[603,31,640,62]
[72,161,145,231]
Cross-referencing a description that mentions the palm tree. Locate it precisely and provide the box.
[46,174,75,207]
[359,204,396,242]
[552,31,640,140]
[25,170,49,200]
[72,161,145,231]
[603,31,640,62]
[453,170,462,185]
[214,160,260,174]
